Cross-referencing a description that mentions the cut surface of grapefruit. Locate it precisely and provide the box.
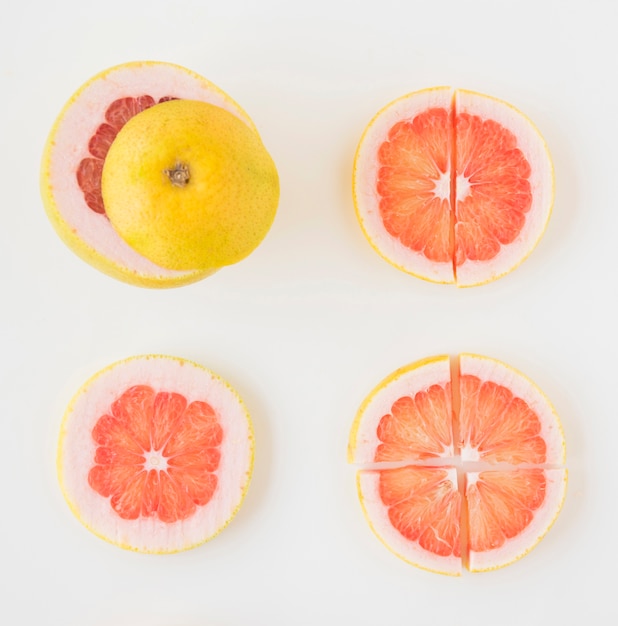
[57,355,253,553]
[41,61,279,288]
[353,88,554,286]
[348,354,566,575]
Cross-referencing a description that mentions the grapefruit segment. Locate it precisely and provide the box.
[466,468,567,572]
[353,88,553,286]
[458,353,565,465]
[57,354,253,553]
[357,466,462,576]
[347,355,454,465]
[349,354,567,574]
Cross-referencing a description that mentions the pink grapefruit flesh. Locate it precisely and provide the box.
[353,88,553,286]
[57,355,254,553]
[348,354,566,575]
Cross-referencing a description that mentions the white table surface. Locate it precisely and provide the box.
[1,1,616,623]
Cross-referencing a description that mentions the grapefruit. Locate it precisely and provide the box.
[353,87,554,286]
[348,354,567,575]
[41,61,279,288]
[57,355,254,553]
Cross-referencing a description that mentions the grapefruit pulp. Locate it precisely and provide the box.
[348,354,566,575]
[353,88,554,286]
[41,61,279,288]
[57,355,254,553]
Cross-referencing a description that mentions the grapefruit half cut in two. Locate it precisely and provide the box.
[353,88,554,286]
[348,354,567,575]
[57,355,253,553]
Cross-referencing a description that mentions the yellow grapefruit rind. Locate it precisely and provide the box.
[352,87,555,287]
[57,354,254,554]
[357,467,462,576]
[41,61,258,288]
[466,468,567,573]
[454,91,555,287]
[347,354,453,464]
[353,87,456,285]
[101,99,279,272]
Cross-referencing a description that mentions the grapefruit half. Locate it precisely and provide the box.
[353,88,554,286]
[41,61,279,288]
[348,353,567,575]
[57,355,254,553]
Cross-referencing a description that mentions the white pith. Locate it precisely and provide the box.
[58,355,253,553]
[351,354,567,573]
[43,62,255,282]
[455,173,471,202]
[433,170,451,201]
[143,451,168,472]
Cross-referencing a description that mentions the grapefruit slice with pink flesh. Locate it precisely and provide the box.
[353,88,554,286]
[41,61,275,288]
[348,354,566,575]
[348,355,454,465]
[57,355,253,553]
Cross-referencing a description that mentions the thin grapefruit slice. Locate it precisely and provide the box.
[353,88,553,286]
[41,61,278,288]
[57,355,253,553]
[348,354,566,574]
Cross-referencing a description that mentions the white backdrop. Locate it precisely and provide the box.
[1,1,616,624]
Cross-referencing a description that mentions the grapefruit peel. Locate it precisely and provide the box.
[41,61,279,288]
[102,99,279,272]
[353,87,554,287]
[57,354,254,553]
[348,354,567,575]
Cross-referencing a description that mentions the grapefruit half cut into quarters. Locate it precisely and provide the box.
[41,61,278,288]
[57,355,254,553]
[348,354,567,575]
[353,88,554,286]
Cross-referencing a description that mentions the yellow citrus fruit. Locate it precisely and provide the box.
[102,99,279,272]
[348,354,567,575]
[41,61,278,287]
